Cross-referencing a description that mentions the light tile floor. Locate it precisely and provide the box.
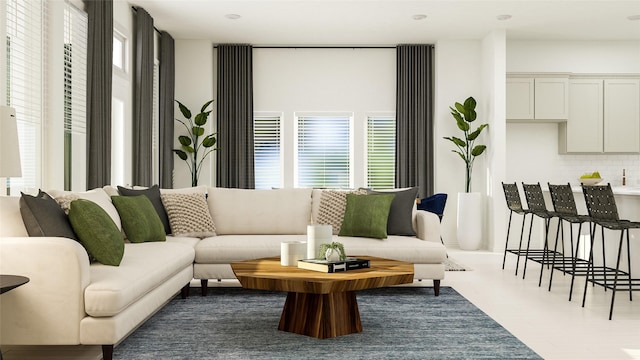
[2,250,639,359]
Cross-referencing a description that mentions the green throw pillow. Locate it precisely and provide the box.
[68,199,125,266]
[339,194,395,239]
[111,195,166,243]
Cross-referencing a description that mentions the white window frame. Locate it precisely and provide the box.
[366,112,396,190]
[113,28,128,77]
[254,112,284,189]
[294,112,354,189]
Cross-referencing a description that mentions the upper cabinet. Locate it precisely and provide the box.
[506,74,569,121]
[559,76,640,154]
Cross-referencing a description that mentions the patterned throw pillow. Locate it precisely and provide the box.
[55,194,80,215]
[161,193,216,238]
[316,189,367,235]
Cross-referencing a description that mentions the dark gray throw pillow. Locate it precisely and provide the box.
[19,190,78,240]
[118,185,171,234]
[366,187,419,236]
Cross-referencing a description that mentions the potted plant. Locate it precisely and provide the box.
[318,241,347,261]
[443,96,488,250]
[173,100,219,186]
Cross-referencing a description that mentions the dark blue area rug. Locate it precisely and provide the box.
[114,287,541,359]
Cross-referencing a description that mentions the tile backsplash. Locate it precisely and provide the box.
[558,154,640,187]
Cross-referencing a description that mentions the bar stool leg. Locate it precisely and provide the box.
[609,230,625,320]
[522,214,535,279]
[568,222,583,301]
[547,219,563,290]
[582,224,598,308]
[515,213,529,276]
[502,211,514,270]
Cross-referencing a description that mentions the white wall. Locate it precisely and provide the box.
[253,48,396,189]
[173,40,215,189]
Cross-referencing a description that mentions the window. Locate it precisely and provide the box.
[152,60,159,184]
[63,1,88,191]
[367,115,396,189]
[113,29,127,76]
[296,114,351,188]
[5,0,47,194]
[254,114,282,189]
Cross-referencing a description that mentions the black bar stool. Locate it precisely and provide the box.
[581,183,640,320]
[501,182,533,275]
[521,183,562,282]
[547,183,592,300]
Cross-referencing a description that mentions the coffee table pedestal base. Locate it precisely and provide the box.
[278,291,362,339]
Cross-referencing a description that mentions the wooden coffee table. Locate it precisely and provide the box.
[231,256,414,339]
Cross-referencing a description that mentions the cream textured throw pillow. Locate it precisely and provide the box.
[316,189,366,235]
[161,193,216,237]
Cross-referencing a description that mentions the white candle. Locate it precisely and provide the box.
[281,241,307,266]
[307,224,332,259]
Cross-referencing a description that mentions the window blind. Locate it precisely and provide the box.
[296,115,351,189]
[5,0,47,194]
[254,115,281,189]
[152,60,159,184]
[367,115,396,189]
[63,1,88,191]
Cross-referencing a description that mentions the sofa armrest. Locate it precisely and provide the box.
[415,210,442,243]
[0,237,91,345]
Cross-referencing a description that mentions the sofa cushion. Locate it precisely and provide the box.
[196,235,306,263]
[19,190,78,240]
[68,199,125,266]
[49,188,122,231]
[366,187,419,236]
[117,185,171,234]
[337,235,447,264]
[161,192,216,237]
[111,195,166,243]
[207,188,312,235]
[84,242,195,317]
[339,193,395,239]
[315,189,366,235]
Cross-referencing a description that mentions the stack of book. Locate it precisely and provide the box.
[297,257,370,273]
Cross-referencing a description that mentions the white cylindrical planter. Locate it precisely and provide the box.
[456,192,483,250]
[306,224,332,259]
[281,241,307,266]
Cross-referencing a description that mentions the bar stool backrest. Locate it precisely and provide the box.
[548,183,578,215]
[581,183,619,221]
[502,182,525,213]
[522,183,547,212]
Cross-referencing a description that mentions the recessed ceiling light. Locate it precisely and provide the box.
[412,14,427,21]
[496,14,512,21]
[225,14,241,20]
[628,15,640,21]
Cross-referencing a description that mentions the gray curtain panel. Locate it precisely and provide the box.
[85,0,113,189]
[216,44,255,189]
[395,44,435,198]
[159,31,175,189]
[132,7,154,187]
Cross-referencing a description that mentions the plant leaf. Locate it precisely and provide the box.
[463,97,476,111]
[202,135,217,147]
[471,145,487,156]
[456,118,470,132]
[175,100,191,119]
[452,150,467,162]
[192,126,205,136]
[178,135,192,146]
[194,111,211,126]
[173,149,187,160]
[468,124,487,140]
[444,136,466,147]
[200,100,214,113]
[182,145,195,153]
[454,102,465,114]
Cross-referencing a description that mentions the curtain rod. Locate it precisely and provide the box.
[214,46,396,49]
[130,6,162,35]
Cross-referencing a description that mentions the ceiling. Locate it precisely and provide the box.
[127,0,640,45]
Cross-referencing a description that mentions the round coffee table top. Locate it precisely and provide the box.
[0,275,30,295]
[231,256,414,294]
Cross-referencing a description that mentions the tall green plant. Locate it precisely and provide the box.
[443,96,488,193]
[173,100,218,186]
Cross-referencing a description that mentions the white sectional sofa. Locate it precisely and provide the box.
[0,186,446,360]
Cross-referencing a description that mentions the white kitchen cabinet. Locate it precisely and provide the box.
[506,75,568,121]
[534,78,569,120]
[561,77,640,154]
[506,78,534,120]
[603,79,640,153]
[561,79,603,153]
